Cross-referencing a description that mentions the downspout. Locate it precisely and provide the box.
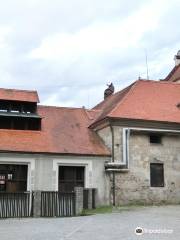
[122,128,130,167]
[110,125,116,206]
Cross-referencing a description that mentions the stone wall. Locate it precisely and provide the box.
[97,126,124,163]
[118,131,180,205]
[97,126,180,205]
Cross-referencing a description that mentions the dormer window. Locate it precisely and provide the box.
[0,88,41,131]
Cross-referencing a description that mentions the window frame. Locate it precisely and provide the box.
[150,163,164,187]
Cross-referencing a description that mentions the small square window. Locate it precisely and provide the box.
[149,135,162,144]
[150,163,164,187]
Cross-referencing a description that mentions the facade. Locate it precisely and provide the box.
[1,52,180,206]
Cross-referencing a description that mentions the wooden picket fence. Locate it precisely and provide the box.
[41,191,76,217]
[0,192,31,218]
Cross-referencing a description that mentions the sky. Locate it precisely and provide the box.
[0,0,180,108]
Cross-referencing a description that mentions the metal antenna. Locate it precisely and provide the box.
[87,90,90,109]
[145,49,149,80]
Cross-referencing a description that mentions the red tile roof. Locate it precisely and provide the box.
[0,106,110,156]
[164,64,180,82]
[0,88,39,102]
[92,80,180,124]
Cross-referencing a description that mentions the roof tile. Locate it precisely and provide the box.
[0,106,110,156]
[92,80,180,124]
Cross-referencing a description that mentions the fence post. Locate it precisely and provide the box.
[74,187,83,215]
[92,188,97,209]
[88,189,93,209]
[33,191,42,217]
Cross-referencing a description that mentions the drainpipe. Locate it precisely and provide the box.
[122,128,130,167]
[110,125,115,206]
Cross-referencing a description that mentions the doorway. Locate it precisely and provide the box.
[58,166,85,192]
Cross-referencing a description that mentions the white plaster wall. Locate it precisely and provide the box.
[0,153,110,206]
[52,155,110,206]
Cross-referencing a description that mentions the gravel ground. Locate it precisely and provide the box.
[0,205,180,240]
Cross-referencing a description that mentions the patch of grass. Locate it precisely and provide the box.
[80,204,140,216]
[80,202,180,216]
[80,206,113,216]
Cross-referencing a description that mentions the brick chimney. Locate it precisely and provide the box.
[104,83,114,99]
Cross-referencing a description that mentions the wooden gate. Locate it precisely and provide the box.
[41,191,75,217]
[0,192,32,218]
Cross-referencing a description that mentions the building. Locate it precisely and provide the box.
[0,89,111,206]
[1,52,180,206]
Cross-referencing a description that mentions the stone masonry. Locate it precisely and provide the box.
[97,125,180,205]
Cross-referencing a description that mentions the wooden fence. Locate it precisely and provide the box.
[0,192,31,218]
[41,191,75,217]
[0,188,94,218]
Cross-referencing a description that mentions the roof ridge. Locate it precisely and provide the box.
[38,105,84,110]
[0,87,38,93]
[92,82,134,110]
[87,109,102,112]
[164,65,180,81]
[138,79,179,85]
[108,80,139,117]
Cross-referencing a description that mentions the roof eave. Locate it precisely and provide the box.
[0,149,111,157]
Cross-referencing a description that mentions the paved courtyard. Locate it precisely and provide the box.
[0,205,180,240]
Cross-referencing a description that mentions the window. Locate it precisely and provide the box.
[149,134,162,144]
[0,164,27,192]
[150,163,164,187]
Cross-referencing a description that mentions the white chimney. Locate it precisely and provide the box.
[174,50,180,66]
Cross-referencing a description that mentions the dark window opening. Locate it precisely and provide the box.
[0,100,41,131]
[59,166,84,192]
[150,163,164,187]
[0,116,41,131]
[0,100,37,114]
[28,118,41,130]
[149,134,162,144]
[0,164,28,192]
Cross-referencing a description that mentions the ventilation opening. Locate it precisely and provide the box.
[149,134,162,144]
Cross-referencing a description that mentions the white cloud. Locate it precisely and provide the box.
[29,0,167,64]
[0,0,179,107]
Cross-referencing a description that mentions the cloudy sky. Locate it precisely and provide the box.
[0,0,180,108]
